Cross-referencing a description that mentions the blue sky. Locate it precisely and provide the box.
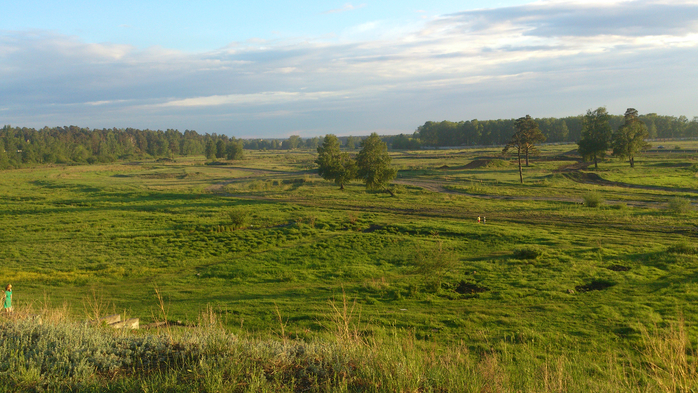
[2,0,698,138]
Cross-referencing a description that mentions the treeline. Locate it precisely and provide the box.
[0,124,376,170]
[2,111,696,168]
[0,125,309,169]
[402,113,698,148]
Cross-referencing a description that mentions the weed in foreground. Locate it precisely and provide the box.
[325,290,365,347]
[1,302,696,392]
[640,317,698,392]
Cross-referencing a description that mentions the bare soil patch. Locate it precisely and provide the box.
[455,280,489,294]
[607,265,631,272]
[575,280,615,293]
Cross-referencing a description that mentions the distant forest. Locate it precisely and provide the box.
[1,112,696,168]
[404,113,698,149]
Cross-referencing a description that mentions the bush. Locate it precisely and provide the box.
[227,208,248,229]
[667,197,693,214]
[513,246,544,260]
[583,192,604,208]
[609,203,627,210]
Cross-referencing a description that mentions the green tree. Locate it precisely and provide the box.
[612,108,650,168]
[355,133,397,195]
[305,136,320,149]
[503,115,545,183]
[345,136,358,150]
[577,107,613,169]
[520,116,546,166]
[552,119,569,142]
[315,134,356,190]
[282,135,302,150]
[225,139,244,160]
[205,139,216,159]
[215,139,226,158]
[0,146,9,169]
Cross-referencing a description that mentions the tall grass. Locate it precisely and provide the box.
[1,305,696,392]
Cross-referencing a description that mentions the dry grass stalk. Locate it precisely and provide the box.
[154,285,173,342]
[274,303,288,345]
[327,289,365,347]
[83,287,113,322]
[641,317,698,392]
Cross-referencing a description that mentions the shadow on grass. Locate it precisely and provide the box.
[3,183,281,217]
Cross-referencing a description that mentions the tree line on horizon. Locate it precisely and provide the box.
[402,112,698,149]
[0,125,364,169]
[0,111,695,169]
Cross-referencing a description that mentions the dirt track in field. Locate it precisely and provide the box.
[208,164,696,209]
[206,166,313,192]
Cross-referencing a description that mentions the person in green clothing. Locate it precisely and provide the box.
[2,284,12,314]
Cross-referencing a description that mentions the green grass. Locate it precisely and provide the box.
[1,147,697,390]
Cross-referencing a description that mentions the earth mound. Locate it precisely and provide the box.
[463,159,508,169]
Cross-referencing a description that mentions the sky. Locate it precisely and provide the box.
[1,0,698,138]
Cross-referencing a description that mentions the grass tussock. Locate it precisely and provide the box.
[667,241,697,255]
[582,191,604,208]
[512,245,544,260]
[667,196,693,214]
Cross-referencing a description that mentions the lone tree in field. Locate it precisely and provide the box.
[577,107,613,169]
[503,115,545,184]
[356,133,397,196]
[612,108,650,168]
[315,134,357,189]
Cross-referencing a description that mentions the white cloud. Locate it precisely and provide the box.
[2,0,698,136]
[158,91,345,108]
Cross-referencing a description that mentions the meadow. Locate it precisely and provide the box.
[1,142,697,391]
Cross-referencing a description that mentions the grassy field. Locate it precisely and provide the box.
[1,145,697,390]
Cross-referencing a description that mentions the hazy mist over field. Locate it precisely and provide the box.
[2,0,697,137]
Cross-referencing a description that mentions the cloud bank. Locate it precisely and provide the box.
[1,0,697,137]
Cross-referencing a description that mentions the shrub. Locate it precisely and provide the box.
[667,197,693,214]
[609,203,627,210]
[583,192,604,208]
[227,208,248,229]
[513,246,544,260]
